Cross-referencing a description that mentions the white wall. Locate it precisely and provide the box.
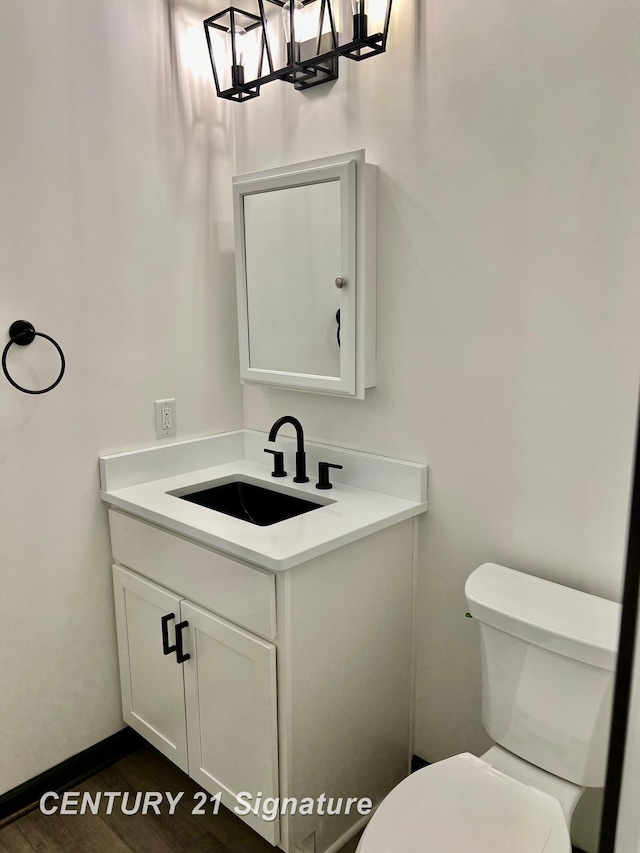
[232,1,640,849]
[2,2,638,851]
[0,0,241,794]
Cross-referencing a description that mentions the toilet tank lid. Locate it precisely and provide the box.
[465,563,620,671]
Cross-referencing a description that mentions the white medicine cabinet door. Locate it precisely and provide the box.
[182,601,280,846]
[112,566,188,772]
[233,150,376,398]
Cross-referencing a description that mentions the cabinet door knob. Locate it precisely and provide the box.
[161,613,177,655]
[335,276,346,289]
[175,620,191,664]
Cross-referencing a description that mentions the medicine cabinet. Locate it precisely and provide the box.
[232,150,377,398]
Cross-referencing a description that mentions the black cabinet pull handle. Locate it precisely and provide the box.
[175,621,191,663]
[161,613,177,655]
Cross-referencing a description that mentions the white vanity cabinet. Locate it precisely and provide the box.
[113,566,280,844]
[108,507,415,853]
[111,513,280,846]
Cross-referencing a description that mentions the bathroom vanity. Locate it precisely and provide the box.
[100,430,427,853]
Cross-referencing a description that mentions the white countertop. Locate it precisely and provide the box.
[100,431,428,571]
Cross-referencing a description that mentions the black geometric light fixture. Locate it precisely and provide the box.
[204,7,267,101]
[338,0,393,60]
[266,0,339,90]
[203,0,393,102]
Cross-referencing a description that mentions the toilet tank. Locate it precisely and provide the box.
[465,563,620,787]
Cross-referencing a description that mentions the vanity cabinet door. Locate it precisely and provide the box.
[181,600,280,846]
[112,566,188,773]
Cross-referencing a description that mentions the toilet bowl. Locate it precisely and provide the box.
[356,563,621,853]
[356,753,571,853]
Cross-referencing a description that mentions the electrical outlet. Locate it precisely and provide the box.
[154,398,176,439]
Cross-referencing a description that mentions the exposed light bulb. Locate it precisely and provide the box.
[351,0,367,40]
[227,24,246,86]
[282,0,304,45]
[352,0,387,34]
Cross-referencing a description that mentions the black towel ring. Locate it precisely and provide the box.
[2,320,66,395]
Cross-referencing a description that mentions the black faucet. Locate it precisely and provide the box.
[268,416,309,483]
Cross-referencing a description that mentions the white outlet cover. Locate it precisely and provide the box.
[154,398,176,439]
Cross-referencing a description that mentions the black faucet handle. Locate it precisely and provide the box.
[264,448,287,478]
[316,461,343,490]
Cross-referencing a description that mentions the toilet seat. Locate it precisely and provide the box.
[356,753,571,853]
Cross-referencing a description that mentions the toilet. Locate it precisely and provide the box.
[357,563,621,853]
